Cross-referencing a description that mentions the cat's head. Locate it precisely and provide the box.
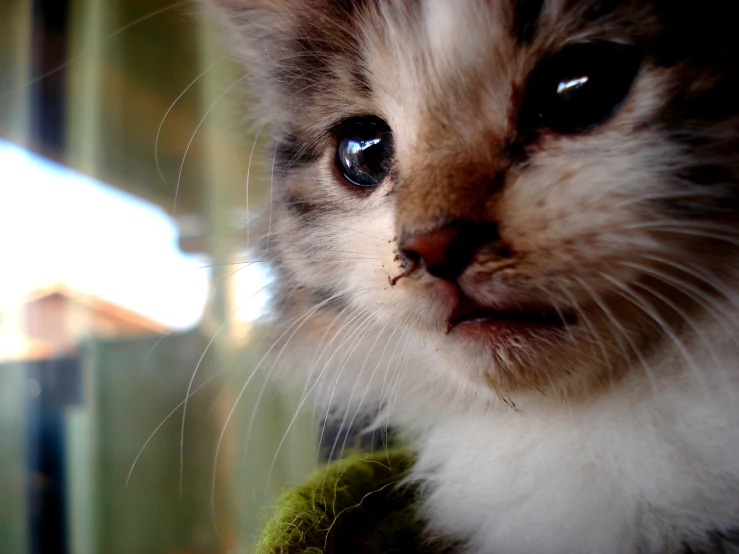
[206,0,739,408]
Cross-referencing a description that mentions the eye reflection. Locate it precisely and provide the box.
[519,42,643,134]
[557,76,589,94]
[343,137,381,158]
[336,118,393,188]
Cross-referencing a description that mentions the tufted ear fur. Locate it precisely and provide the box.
[200,0,372,131]
[200,0,299,77]
[201,1,366,72]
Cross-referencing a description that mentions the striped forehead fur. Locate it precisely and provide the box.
[207,0,739,181]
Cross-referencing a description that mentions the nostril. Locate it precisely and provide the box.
[400,226,461,279]
[399,222,499,282]
[398,245,421,268]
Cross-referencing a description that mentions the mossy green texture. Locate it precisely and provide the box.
[255,449,444,554]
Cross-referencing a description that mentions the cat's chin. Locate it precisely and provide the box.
[443,311,580,392]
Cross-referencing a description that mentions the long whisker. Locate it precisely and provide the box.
[552,279,613,372]
[173,72,250,217]
[126,362,232,489]
[311,313,384,502]
[623,220,739,235]
[632,278,725,365]
[264,302,382,491]
[179,280,272,499]
[598,272,710,396]
[385,319,421,417]
[623,260,739,332]
[637,253,739,311]
[375,320,416,432]
[242,288,373,460]
[297,307,376,455]
[155,57,227,187]
[533,282,577,345]
[332,326,401,462]
[264,145,278,251]
[610,189,718,210]
[315,311,378,464]
[209,286,374,531]
[290,299,367,423]
[621,222,739,246]
[245,123,267,252]
[572,275,656,392]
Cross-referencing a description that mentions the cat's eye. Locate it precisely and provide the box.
[336,118,394,187]
[521,42,643,134]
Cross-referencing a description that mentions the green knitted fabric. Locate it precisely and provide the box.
[255,450,446,554]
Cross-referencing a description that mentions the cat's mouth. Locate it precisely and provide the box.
[446,296,576,336]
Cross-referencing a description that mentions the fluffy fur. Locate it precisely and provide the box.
[203,0,739,552]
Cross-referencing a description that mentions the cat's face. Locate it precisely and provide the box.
[209,0,739,403]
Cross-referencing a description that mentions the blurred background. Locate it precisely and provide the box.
[0,1,317,552]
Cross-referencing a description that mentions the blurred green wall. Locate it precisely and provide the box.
[0,362,29,554]
[1,331,317,554]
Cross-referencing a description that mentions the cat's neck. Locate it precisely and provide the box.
[403,316,739,553]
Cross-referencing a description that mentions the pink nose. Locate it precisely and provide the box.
[399,222,501,282]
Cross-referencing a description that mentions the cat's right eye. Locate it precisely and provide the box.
[520,42,643,134]
[335,118,394,188]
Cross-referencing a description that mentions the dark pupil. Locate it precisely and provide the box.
[337,119,393,187]
[522,42,642,134]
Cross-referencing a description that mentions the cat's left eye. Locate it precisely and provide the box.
[520,42,643,134]
[335,118,394,188]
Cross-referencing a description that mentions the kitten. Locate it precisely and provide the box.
[205,0,739,552]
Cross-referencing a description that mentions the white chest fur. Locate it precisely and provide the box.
[410,357,739,553]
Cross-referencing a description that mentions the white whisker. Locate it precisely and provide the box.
[173,72,250,217]
[155,57,227,187]
[572,275,657,393]
[179,280,272,499]
[598,272,711,398]
[264,145,278,252]
[245,123,267,252]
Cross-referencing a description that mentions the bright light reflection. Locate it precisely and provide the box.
[0,139,210,329]
[557,76,589,94]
